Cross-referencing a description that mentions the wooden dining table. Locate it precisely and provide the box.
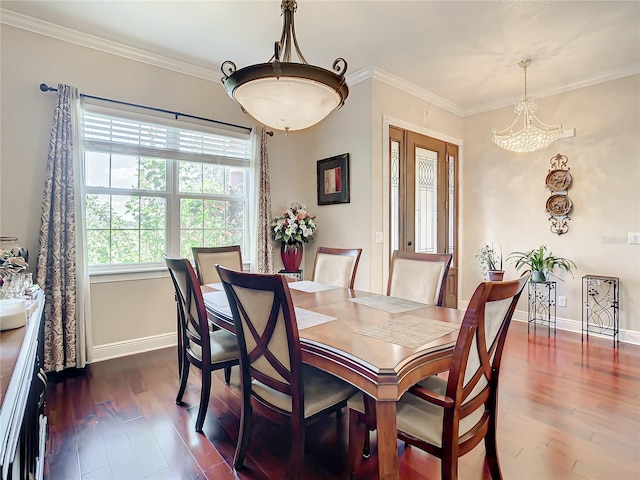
[202,281,465,480]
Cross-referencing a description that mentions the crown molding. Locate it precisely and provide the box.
[465,65,640,116]
[348,66,466,117]
[4,8,637,118]
[0,9,218,82]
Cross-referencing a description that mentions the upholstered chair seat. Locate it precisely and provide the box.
[252,364,358,417]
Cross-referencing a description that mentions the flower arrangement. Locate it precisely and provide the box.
[272,202,317,245]
[0,246,28,280]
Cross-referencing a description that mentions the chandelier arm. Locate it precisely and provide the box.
[220,60,237,80]
[332,58,348,76]
[492,111,524,136]
[527,109,562,130]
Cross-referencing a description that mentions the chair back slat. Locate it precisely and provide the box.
[217,266,304,401]
[447,272,530,421]
[165,257,211,358]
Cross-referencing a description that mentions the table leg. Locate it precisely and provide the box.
[375,400,399,480]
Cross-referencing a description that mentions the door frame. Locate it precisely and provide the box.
[381,115,464,297]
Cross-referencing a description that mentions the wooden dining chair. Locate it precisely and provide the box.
[348,271,531,480]
[311,246,363,288]
[387,250,452,306]
[165,256,239,432]
[192,245,243,285]
[216,265,358,480]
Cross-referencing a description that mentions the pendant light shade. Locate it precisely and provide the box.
[221,0,348,133]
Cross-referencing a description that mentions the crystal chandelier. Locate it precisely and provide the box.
[492,59,563,153]
[220,0,349,133]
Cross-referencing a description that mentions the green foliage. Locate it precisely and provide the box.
[475,243,502,276]
[507,245,576,280]
[85,155,245,266]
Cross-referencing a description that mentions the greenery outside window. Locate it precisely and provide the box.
[81,106,252,273]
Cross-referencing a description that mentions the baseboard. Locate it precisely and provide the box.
[457,301,639,346]
[91,332,176,363]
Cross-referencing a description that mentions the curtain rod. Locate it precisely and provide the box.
[39,83,272,135]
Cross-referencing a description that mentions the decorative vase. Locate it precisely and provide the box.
[532,271,547,282]
[281,242,303,272]
[488,270,505,281]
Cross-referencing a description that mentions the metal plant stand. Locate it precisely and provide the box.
[528,281,556,336]
[582,275,619,347]
[278,269,303,281]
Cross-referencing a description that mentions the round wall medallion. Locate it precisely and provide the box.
[546,194,573,216]
[546,169,573,191]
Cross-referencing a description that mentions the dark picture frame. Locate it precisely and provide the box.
[317,153,350,205]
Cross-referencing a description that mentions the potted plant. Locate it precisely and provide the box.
[507,245,576,282]
[272,202,317,272]
[475,244,504,281]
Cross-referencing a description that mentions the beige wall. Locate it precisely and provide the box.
[463,75,640,336]
[2,25,638,361]
[0,26,255,359]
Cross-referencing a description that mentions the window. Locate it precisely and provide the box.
[81,106,252,272]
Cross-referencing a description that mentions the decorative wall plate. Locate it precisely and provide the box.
[546,194,573,216]
[546,169,573,191]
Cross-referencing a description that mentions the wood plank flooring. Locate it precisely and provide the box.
[43,322,640,479]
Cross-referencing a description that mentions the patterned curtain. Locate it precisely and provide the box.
[255,128,273,273]
[36,84,91,371]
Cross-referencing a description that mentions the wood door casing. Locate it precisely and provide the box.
[389,127,458,308]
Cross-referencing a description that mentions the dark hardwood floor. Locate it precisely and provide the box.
[44,322,640,480]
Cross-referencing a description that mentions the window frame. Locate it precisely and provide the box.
[79,103,253,276]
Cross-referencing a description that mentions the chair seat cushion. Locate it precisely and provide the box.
[252,365,357,418]
[189,329,238,363]
[347,374,483,448]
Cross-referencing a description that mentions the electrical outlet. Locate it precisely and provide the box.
[558,296,567,307]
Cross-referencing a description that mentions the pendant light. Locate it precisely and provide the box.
[221,0,349,133]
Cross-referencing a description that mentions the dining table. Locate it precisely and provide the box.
[202,280,465,480]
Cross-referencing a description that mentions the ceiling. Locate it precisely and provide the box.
[2,0,639,115]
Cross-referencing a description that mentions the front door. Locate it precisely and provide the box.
[389,126,458,307]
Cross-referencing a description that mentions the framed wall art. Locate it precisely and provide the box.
[317,153,350,205]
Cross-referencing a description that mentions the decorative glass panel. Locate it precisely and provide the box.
[414,146,437,253]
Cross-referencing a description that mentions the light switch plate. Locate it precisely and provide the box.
[629,232,640,245]
[375,232,384,244]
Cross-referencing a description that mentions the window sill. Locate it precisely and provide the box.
[89,266,168,284]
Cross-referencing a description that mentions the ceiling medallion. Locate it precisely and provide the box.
[221,0,349,133]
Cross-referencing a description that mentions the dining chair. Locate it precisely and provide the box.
[216,265,358,480]
[348,271,531,480]
[311,246,363,288]
[165,256,239,433]
[387,250,452,306]
[192,245,243,285]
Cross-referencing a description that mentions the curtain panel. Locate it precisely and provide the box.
[254,128,273,273]
[36,84,91,372]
